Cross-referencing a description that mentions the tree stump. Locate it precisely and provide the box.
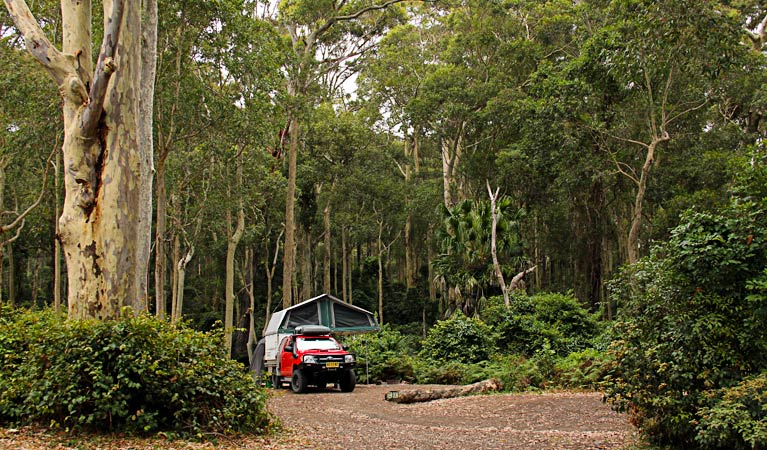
[384,378,501,404]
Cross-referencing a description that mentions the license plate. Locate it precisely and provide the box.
[326,362,340,368]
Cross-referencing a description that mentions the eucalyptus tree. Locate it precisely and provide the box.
[264,0,409,308]
[358,21,436,289]
[153,0,283,333]
[583,0,743,264]
[3,0,157,319]
[153,0,227,319]
[0,29,61,304]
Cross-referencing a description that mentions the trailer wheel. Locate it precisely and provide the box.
[339,369,356,392]
[291,369,308,393]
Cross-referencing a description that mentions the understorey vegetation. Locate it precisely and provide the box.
[350,159,767,450]
[0,308,272,437]
[347,292,608,391]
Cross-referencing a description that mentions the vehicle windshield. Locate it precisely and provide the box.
[296,337,340,352]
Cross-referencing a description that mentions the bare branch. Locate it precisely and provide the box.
[509,266,536,292]
[316,0,406,38]
[81,0,125,138]
[664,98,708,128]
[610,155,640,186]
[591,125,651,150]
[642,67,658,139]
[394,158,407,178]
[0,146,57,234]
[660,66,674,132]
[1,218,25,247]
[4,0,85,105]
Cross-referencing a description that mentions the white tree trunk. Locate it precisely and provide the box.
[5,0,154,319]
[486,182,509,307]
[224,155,245,355]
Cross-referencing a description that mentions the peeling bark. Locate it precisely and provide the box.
[5,0,155,319]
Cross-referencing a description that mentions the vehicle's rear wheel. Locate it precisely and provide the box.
[291,369,308,393]
[339,369,356,392]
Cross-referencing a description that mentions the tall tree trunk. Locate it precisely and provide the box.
[377,219,384,324]
[6,245,13,305]
[263,228,282,330]
[0,161,4,304]
[154,159,168,318]
[323,203,331,293]
[282,113,298,308]
[486,182,509,307]
[54,148,62,314]
[245,247,256,362]
[5,0,155,319]
[403,137,414,289]
[440,124,465,208]
[342,226,348,302]
[300,226,312,301]
[225,155,246,355]
[627,138,664,264]
[173,244,193,323]
[170,233,179,321]
[137,0,158,314]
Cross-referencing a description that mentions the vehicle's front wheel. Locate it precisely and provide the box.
[291,369,308,393]
[339,369,356,392]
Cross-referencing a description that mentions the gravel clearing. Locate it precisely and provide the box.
[0,384,636,449]
[268,384,637,449]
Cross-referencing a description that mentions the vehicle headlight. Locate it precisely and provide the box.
[344,354,355,364]
[303,355,318,364]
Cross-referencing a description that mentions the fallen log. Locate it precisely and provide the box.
[384,378,502,404]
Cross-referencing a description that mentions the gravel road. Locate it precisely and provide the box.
[268,384,636,449]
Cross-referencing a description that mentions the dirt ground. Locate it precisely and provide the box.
[0,384,637,449]
[268,383,637,450]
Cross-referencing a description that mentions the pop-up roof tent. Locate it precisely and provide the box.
[252,294,379,379]
[263,293,379,336]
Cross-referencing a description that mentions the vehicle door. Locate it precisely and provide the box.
[279,336,295,377]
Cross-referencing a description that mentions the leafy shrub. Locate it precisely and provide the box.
[603,164,767,448]
[0,308,271,436]
[419,311,496,364]
[696,372,767,450]
[346,324,418,384]
[412,360,469,385]
[482,293,602,356]
[553,348,610,390]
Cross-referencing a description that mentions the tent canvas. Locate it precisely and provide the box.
[259,294,379,370]
[263,293,379,336]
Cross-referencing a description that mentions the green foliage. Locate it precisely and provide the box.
[696,372,767,450]
[346,324,418,384]
[433,199,526,314]
[419,311,496,364]
[481,294,602,356]
[0,309,271,436]
[553,348,611,391]
[603,162,767,448]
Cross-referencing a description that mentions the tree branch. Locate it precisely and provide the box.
[3,0,83,94]
[81,0,125,138]
[316,0,406,38]
[664,98,708,129]
[0,147,57,234]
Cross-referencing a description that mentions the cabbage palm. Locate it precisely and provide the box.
[434,198,525,316]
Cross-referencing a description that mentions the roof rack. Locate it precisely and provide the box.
[294,325,331,336]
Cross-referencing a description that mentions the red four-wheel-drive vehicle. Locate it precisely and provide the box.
[272,325,357,393]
